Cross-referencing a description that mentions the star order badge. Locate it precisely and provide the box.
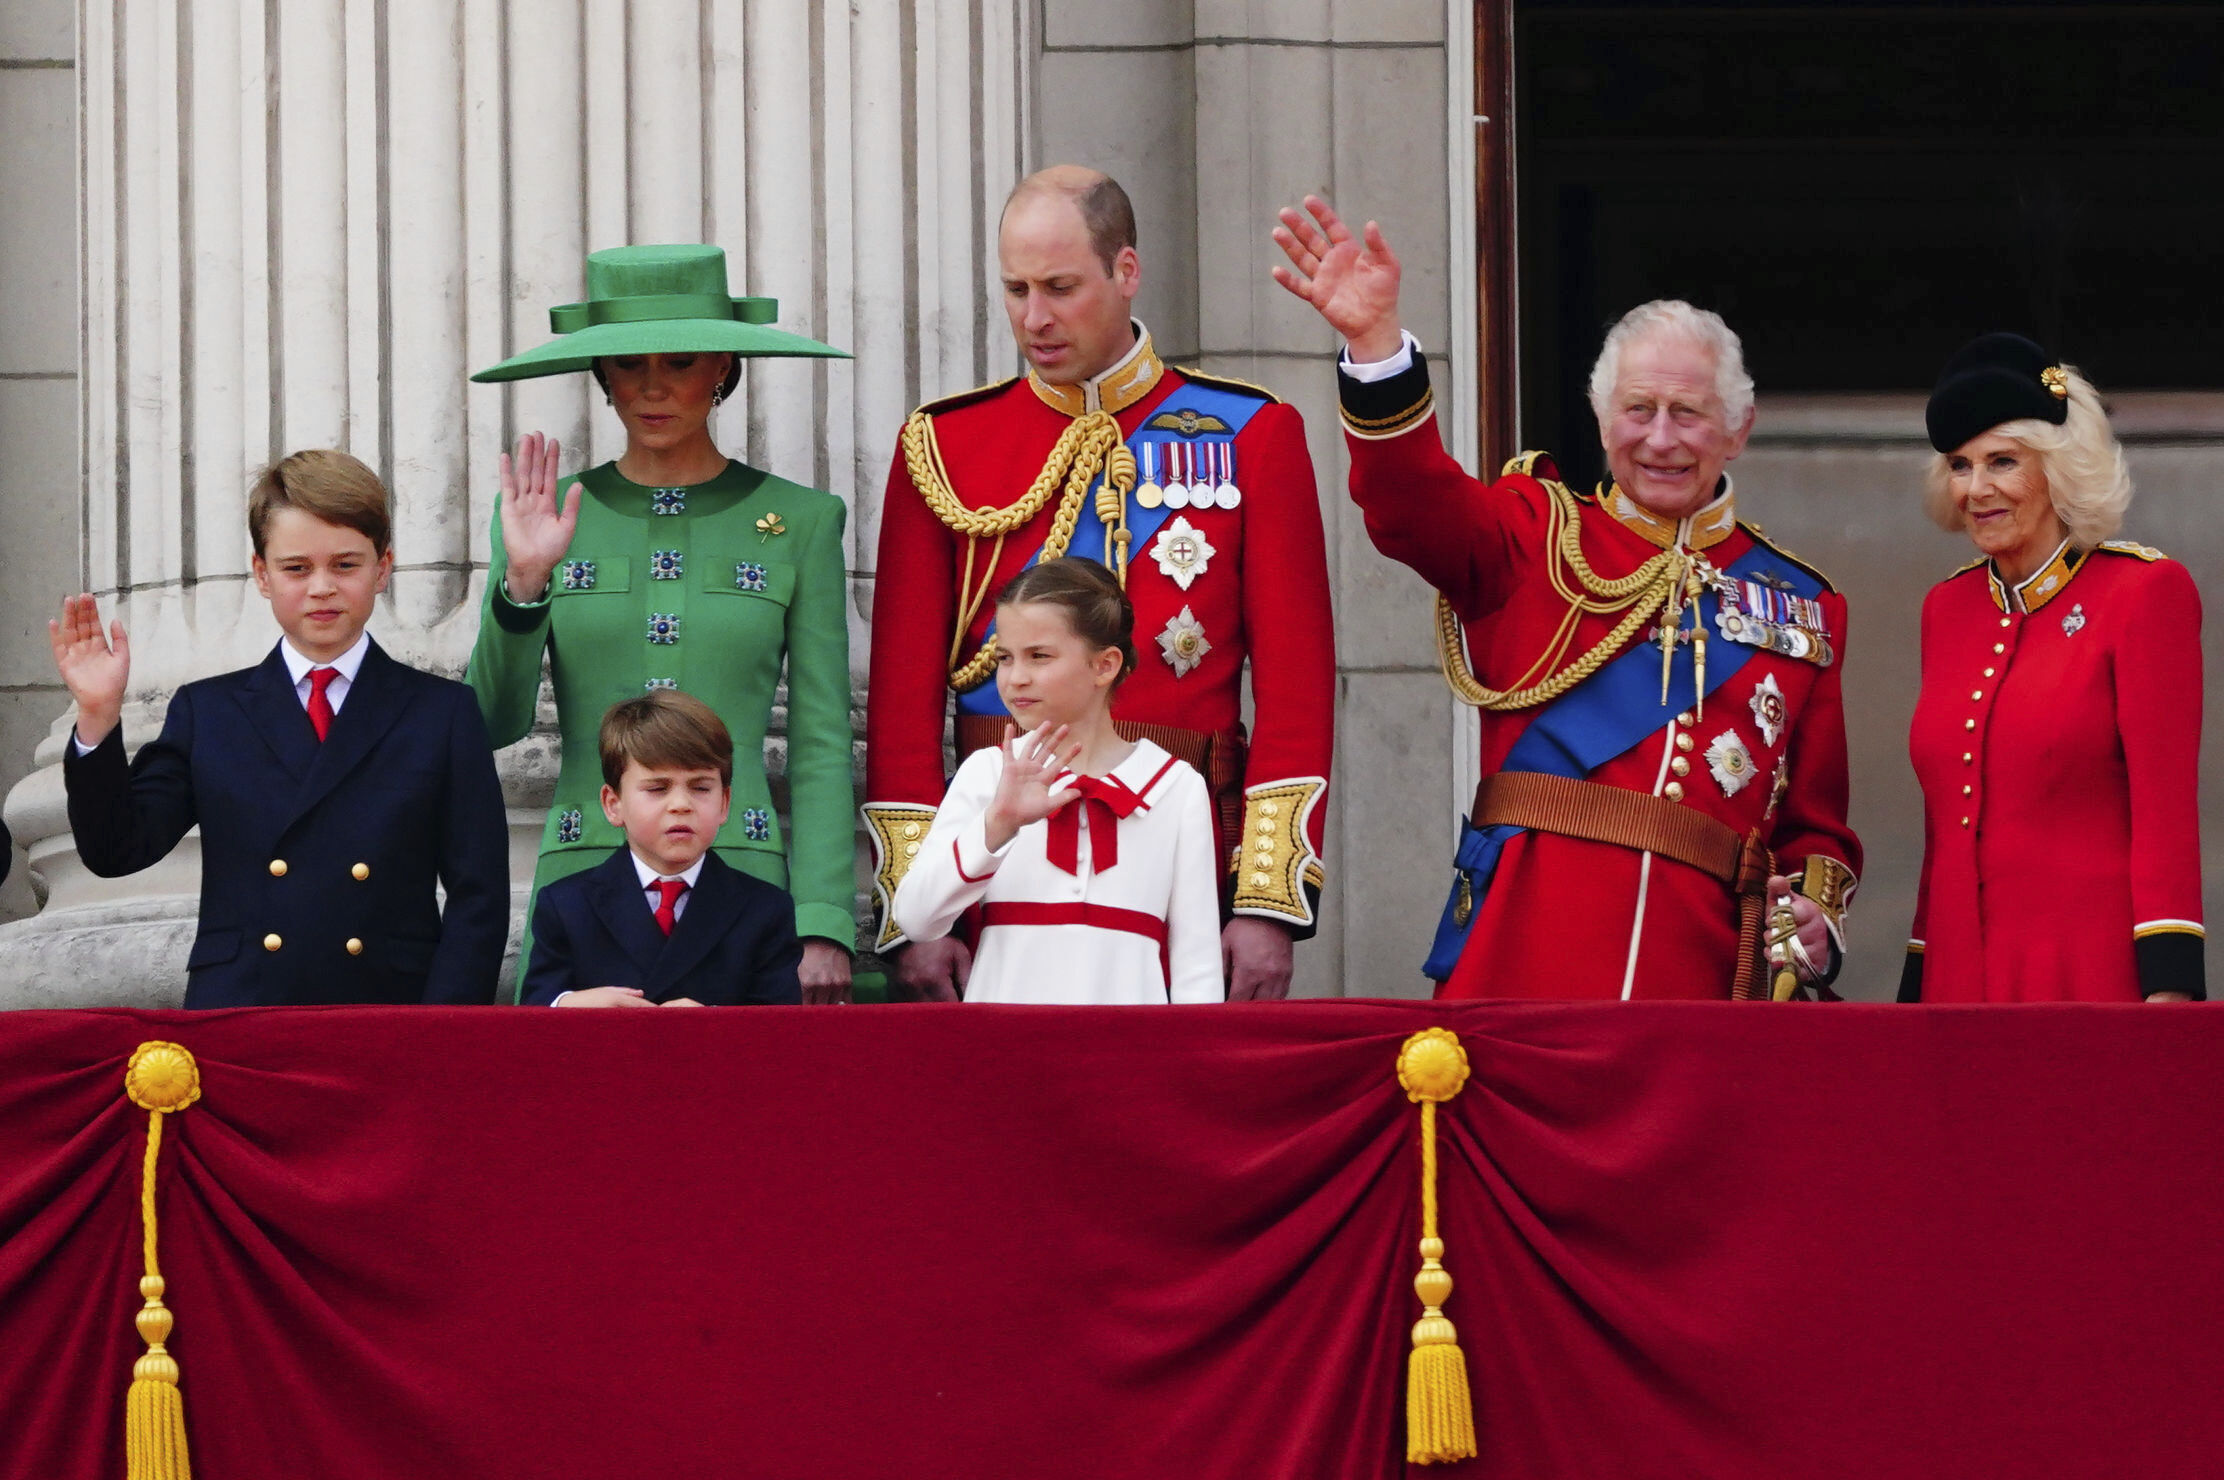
[1705,729,1757,797]
[1151,515,1215,591]
[2062,602,2087,637]
[1158,606,1211,677]
[1749,672,1787,747]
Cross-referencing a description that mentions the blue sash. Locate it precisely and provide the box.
[957,380,1268,715]
[1421,540,1824,979]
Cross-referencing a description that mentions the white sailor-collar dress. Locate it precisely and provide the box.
[891,738,1225,1004]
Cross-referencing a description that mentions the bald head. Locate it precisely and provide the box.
[1002,166,1137,275]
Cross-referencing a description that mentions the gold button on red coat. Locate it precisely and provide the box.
[1972,690,1984,702]
[1665,781,1685,802]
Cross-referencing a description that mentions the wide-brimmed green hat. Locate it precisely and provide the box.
[470,244,847,382]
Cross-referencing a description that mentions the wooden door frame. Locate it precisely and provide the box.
[1474,0,1517,470]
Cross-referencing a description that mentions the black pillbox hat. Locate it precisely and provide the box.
[1925,332,2071,453]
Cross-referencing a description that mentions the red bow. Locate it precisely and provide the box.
[1044,772,1150,876]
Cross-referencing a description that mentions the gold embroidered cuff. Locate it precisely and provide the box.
[1339,387,1435,441]
[1230,778,1328,928]
[862,802,940,950]
[1793,854,1859,948]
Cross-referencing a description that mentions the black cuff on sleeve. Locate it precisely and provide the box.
[2136,932,2206,1001]
[1897,949,1925,1004]
[1337,353,1435,439]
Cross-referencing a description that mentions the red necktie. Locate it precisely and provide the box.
[1044,773,1150,875]
[652,878,688,936]
[306,667,339,741]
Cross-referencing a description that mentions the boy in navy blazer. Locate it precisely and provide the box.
[525,690,802,1007]
[51,450,509,1006]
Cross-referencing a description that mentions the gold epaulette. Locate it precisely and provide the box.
[1172,366,1283,405]
[1230,779,1327,928]
[1497,450,1558,481]
[1738,522,1839,594]
[2098,539,2167,562]
[912,375,1020,420]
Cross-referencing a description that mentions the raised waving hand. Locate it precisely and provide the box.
[49,593,130,748]
[983,722,1084,853]
[1269,195,1406,363]
[495,431,580,602]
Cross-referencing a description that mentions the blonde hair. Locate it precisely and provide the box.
[1587,299,1755,428]
[1922,365,2130,546]
[247,449,393,556]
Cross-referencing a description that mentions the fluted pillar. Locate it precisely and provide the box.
[0,0,1031,1006]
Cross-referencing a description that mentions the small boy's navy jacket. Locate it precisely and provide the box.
[521,847,803,1006]
[64,638,510,1006]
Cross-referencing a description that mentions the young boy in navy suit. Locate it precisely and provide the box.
[51,450,510,1006]
[525,690,802,1007]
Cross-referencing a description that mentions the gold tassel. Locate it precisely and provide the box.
[1397,1028,1477,1465]
[123,1042,200,1480]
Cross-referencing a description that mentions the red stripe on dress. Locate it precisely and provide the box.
[979,902,1169,945]
[1136,754,1180,802]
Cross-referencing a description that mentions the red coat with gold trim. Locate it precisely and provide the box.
[1903,541,2205,1002]
[864,329,1335,949]
[1340,354,1861,1000]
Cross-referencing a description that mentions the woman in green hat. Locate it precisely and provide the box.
[467,244,856,1001]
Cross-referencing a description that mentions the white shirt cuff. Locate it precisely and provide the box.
[71,732,98,757]
[1339,330,1421,383]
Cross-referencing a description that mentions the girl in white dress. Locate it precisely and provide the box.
[892,559,1224,1003]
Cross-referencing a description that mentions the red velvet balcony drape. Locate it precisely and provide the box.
[1,1002,2218,1479]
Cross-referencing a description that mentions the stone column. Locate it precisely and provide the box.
[0,0,1030,1006]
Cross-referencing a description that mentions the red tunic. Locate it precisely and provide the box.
[1906,542,2205,1001]
[1341,359,1860,1001]
[863,330,1336,948]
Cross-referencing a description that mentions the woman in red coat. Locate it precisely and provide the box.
[1903,333,2203,1002]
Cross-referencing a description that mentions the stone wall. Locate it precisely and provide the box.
[0,0,76,925]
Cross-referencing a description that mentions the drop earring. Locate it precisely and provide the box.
[711,388,725,409]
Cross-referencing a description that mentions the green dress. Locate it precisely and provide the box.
[467,459,856,992]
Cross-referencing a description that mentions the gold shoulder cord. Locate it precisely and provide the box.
[900,407,1135,691]
[1436,477,1682,711]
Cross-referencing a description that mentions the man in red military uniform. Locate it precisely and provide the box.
[865,167,1336,1001]
[1271,196,1859,1000]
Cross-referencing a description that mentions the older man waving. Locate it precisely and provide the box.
[1272,197,1860,1001]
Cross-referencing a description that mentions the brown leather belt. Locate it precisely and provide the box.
[1473,771,1776,998]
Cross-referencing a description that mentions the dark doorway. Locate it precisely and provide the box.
[1510,2,2224,492]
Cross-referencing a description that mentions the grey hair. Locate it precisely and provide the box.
[1587,300,1756,428]
[1921,364,2130,546]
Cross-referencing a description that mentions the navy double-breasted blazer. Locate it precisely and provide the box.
[64,638,510,1006]
[521,847,802,1006]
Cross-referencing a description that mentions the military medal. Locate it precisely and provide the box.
[1135,442,1165,511]
[1162,443,1191,510]
[1711,570,1834,668]
[1749,671,1786,747]
[1210,442,1242,509]
[1151,515,1216,591]
[2061,602,2086,637]
[1705,729,1756,797]
[1158,605,1211,677]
